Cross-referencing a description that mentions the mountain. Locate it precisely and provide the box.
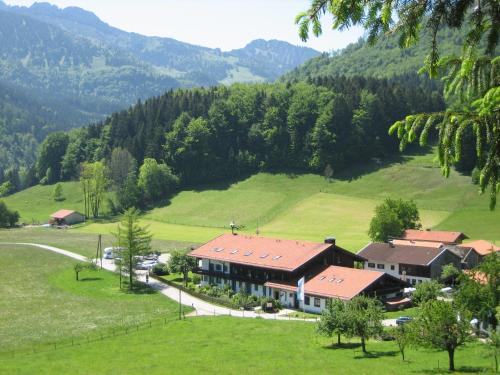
[282,27,465,81]
[0,1,319,169]
[2,2,320,90]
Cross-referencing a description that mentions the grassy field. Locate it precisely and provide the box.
[0,245,181,351]
[0,228,196,258]
[0,316,493,375]
[3,149,499,251]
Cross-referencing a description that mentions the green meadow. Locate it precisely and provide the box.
[0,245,181,351]
[0,316,494,375]
[3,149,499,252]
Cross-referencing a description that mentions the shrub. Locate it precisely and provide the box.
[260,297,282,311]
[192,274,201,285]
[152,262,168,276]
[471,167,480,185]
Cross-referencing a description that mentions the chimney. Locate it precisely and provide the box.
[324,237,336,245]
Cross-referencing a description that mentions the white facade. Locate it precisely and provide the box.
[364,261,429,286]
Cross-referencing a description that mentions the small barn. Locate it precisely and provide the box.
[49,209,85,226]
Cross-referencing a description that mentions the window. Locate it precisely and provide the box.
[377,264,385,269]
[411,279,416,285]
[314,298,321,308]
[223,265,228,273]
[390,265,395,270]
[368,263,375,268]
[254,284,258,291]
[418,279,423,284]
[215,264,222,272]
[289,293,293,298]
[305,296,310,305]
[216,277,221,284]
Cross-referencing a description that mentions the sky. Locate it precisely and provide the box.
[4,0,364,52]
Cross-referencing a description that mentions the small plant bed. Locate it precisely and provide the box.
[154,273,282,311]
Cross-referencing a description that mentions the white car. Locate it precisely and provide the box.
[104,247,124,259]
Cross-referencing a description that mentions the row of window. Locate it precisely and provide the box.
[367,262,395,270]
[304,296,321,307]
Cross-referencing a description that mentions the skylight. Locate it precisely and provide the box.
[336,279,344,283]
[244,251,253,256]
[272,255,282,260]
[329,278,335,282]
[213,247,224,252]
[230,249,238,254]
[260,253,269,259]
[320,276,326,280]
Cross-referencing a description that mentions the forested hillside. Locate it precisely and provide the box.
[282,28,464,81]
[0,1,318,171]
[29,75,443,196]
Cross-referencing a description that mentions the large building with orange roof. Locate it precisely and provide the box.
[189,233,406,312]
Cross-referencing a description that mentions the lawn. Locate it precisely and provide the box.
[383,307,420,319]
[0,227,196,258]
[259,193,449,251]
[0,316,493,375]
[4,149,499,249]
[0,244,182,351]
[0,181,108,224]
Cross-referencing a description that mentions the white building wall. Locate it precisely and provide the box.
[364,261,429,285]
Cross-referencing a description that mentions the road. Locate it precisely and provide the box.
[2,242,397,325]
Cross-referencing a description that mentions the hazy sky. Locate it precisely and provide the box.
[4,0,364,52]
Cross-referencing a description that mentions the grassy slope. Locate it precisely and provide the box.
[0,245,180,350]
[0,228,195,258]
[0,317,492,375]
[1,182,95,224]
[4,150,499,252]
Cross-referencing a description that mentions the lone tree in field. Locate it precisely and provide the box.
[411,300,471,371]
[113,208,152,290]
[80,161,108,218]
[53,183,64,201]
[168,251,197,286]
[296,0,499,209]
[317,298,348,345]
[390,325,411,361]
[344,295,384,353]
[368,198,421,242]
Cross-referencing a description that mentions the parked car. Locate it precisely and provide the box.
[135,260,157,270]
[104,247,124,259]
[396,316,413,326]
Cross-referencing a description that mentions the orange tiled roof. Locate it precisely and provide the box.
[50,209,76,219]
[460,240,500,257]
[304,266,388,300]
[188,233,333,272]
[401,229,467,244]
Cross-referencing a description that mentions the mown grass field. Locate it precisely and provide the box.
[3,149,499,252]
[0,245,181,351]
[0,228,195,258]
[0,316,494,375]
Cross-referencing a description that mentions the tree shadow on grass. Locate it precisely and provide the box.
[322,342,362,350]
[79,277,103,282]
[415,366,488,374]
[353,350,399,359]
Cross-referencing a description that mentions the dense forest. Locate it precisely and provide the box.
[282,27,464,81]
[10,74,443,203]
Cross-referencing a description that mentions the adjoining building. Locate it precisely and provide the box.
[49,209,85,226]
[459,240,500,261]
[188,233,406,311]
[393,239,482,270]
[357,242,462,285]
[266,265,407,313]
[400,229,468,244]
